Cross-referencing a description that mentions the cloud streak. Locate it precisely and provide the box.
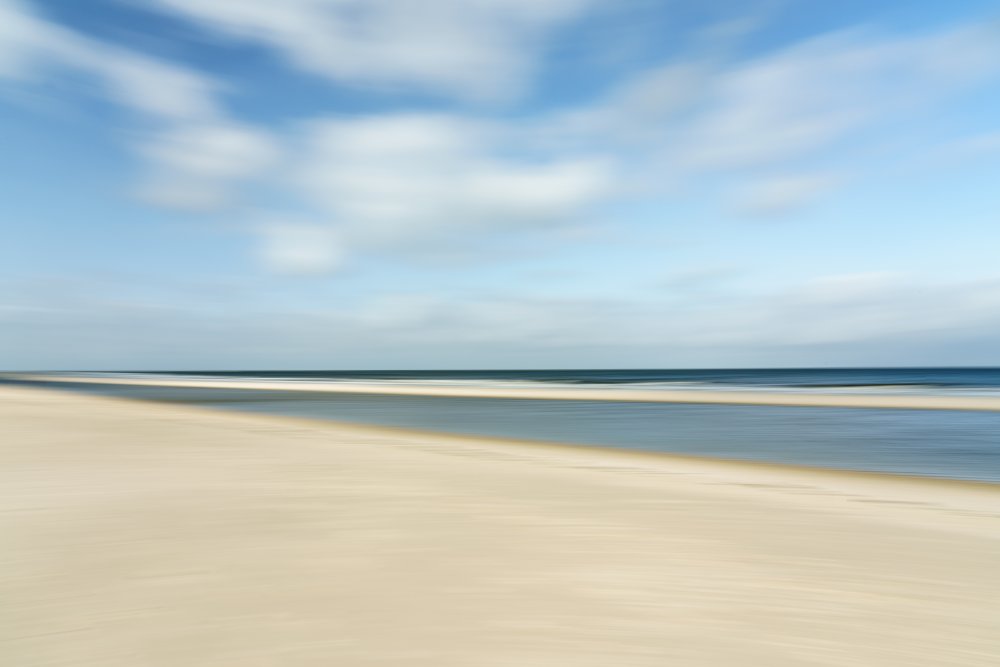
[0,0,281,210]
[0,0,220,120]
[145,0,594,102]
[293,113,613,249]
[136,122,280,210]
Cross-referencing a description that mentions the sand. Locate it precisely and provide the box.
[13,372,1000,411]
[2,385,999,666]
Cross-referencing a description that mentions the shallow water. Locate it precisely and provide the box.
[25,380,1000,483]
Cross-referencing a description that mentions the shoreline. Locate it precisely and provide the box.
[12,378,1000,485]
[12,372,1000,411]
[4,385,1000,665]
[43,380,1000,491]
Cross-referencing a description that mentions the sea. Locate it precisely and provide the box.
[13,367,1000,483]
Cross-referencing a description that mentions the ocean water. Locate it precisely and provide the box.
[16,367,1000,483]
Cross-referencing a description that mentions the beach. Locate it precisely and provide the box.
[3,385,999,666]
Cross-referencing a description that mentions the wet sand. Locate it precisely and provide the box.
[13,372,1000,411]
[2,385,999,666]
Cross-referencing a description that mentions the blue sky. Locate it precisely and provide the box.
[2,0,1000,370]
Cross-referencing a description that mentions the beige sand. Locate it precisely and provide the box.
[2,385,999,666]
[13,372,1000,411]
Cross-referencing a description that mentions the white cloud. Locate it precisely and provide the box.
[678,24,1000,169]
[539,22,1000,170]
[295,113,614,248]
[524,19,1000,218]
[85,50,222,121]
[0,0,48,78]
[0,0,221,121]
[1,1,614,260]
[257,224,346,275]
[136,122,280,210]
[0,0,282,211]
[145,0,593,102]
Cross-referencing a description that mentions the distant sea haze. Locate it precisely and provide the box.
[23,367,1000,484]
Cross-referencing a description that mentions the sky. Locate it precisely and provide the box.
[2,0,1000,370]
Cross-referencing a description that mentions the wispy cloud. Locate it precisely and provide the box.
[256,223,345,275]
[292,113,613,251]
[144,0,594,102]
[676,24,1000,170]
[523,19,1000,219]
[0,0,279,210]
[136,122,279,210]
[0,0,220,120]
